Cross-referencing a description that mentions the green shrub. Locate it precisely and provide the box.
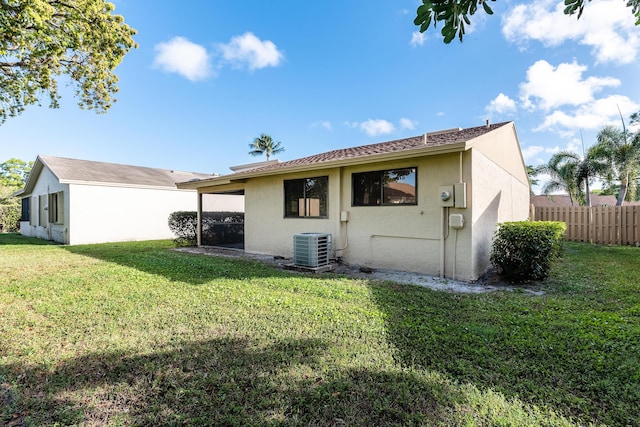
[0,204,20,233]
[490,221,566,282]
[168,211,198,246]
[168,211,245,246]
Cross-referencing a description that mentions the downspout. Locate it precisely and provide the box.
[336,167,348,260]
[197,192,202,247]
[440,207,446,278]
[46,185,52,241]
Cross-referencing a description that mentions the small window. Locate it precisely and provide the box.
[284,176,328,218]
[352,167,417,206]
[48,192,64,224]
[20,197,30,222]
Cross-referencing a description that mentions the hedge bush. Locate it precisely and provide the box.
[490,221,566,282]
[0,204,20,233]
[168,211,198,246]
[168,211,245,246]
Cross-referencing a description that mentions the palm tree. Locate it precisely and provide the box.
[539,151,584,206]
[589,124,640,206]
[248,134,285,161]
[526,165,540,195]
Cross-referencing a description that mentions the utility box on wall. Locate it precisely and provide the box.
[438,185,455,207]
[449,213,465,229]
[438,183,467,208]
[454,182,467,208]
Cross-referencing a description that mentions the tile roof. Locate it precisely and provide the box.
[37,155,215,188]
[229,121,512,177]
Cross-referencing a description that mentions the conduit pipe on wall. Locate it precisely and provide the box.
[440,207,445,278]
[440,151,465,279]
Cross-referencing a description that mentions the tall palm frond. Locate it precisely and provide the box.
[590,124,640,205]
[539,151,583,206]
[248,134,285,161]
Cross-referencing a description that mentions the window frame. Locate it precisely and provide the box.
[20,197,30,222]
[351,167,417,207]
[48,192,64,225]
[283,176,329,218]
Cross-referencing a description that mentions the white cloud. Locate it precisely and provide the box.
[357,119,396,136]
[311,121,332,131]
[502,0,640,64]
[219,32,284,71]
[400,118,418,130]
[521,145,546,165]
[485,93,517,116]
[536,94,640,132]
[410,31,426,47]
[521,141,580,165]
[153,37,211,81]
[520,60,619,111]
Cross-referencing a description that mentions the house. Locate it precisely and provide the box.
[17,155,239,245]
[530,193,640,207]
[177,121,530,281]
[530,194,617,207]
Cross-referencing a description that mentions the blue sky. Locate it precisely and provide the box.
[1,0,639,193]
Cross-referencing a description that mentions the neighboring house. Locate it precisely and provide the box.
[178,121,530,281]
[17,155,233,245]
[531,194,617,207]
[531,194,640,207]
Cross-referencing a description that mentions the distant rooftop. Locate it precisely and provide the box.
[20,155,216,195]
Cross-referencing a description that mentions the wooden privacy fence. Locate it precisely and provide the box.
[533,205,640,246]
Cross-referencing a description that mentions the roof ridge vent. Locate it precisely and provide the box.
[426,127,462,137]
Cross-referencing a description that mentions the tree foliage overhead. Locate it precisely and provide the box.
[0,0,137,124]
[0,158,33,187]
[414,0,640,43]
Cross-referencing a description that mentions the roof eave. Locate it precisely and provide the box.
[177,141,468,189]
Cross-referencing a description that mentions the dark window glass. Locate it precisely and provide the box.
[284,176,328,217]
[20,197,30,221]
[352,168,417,206]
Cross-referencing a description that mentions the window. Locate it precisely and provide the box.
[20,198,30,222]
[284,176,328,218]
[48,192,64,224]
[352,167,417,206]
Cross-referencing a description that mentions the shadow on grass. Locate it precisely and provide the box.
[0,233,59,245]
[62,241,292,285]
[3,337,464,426]
[367,280,640,426]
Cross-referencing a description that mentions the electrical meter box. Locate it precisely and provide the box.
[438,185,455,207]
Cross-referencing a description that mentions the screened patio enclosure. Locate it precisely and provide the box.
[199,192,245,249]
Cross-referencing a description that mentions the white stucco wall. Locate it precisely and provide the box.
[202,194,244,212]
[469,150,530,277]
[67,184,198,245]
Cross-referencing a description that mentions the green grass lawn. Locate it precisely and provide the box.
[1,234,639,426]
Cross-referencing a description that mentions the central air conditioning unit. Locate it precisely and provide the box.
[293,233,331,268]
